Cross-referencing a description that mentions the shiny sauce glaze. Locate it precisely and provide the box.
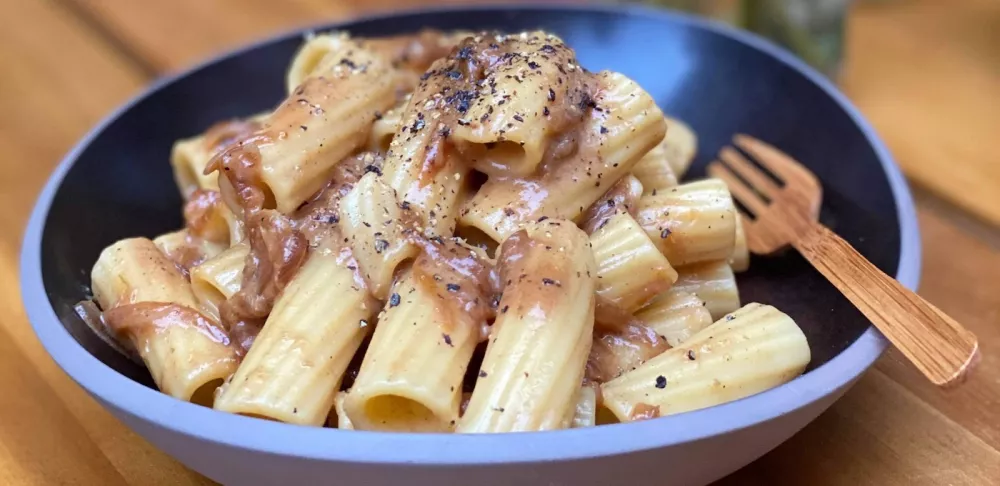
[585,322,670,383]
[409,236,498,342]
[578,175,644,235]
[74,300,142,364]
[183,189,230,243]
[104,302,233,348]
[492,221,584,336]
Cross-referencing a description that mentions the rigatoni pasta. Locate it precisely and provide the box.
[600,303,811,423]
[83,29,810,434]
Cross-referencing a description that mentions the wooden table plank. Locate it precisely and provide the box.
[0,1,211,484]
[874,190,1000,451]
[843,0,1000,226]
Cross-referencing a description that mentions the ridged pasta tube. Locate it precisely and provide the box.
[461,71,667,242]
[630,141,678,194]
[672,260,740,321]
[214,244,378,425]
[635,179,737,267]
[590,211,677,314]
[663,115,698,178]
[189,243,249,323]
[601,303,810,422]
[345,240,493,432]
[730,213,750,272]
[458,220,596,432]
[635,289,714,347]
[92,238,238,404]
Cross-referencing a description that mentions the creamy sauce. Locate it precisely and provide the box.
[410,237,498,340]
[104,302,233,347]
[579,176,644,235]
[586,323,671,383]
[74,300,142,364]
[183,189,229,243]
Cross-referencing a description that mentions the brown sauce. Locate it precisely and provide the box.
[585,322,671,383]
[104,301,233,347]
[410,236,497,340]
[183,189,229,243]
[579,176,644,235]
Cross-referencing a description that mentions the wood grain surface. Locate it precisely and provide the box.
[1,0,997,484]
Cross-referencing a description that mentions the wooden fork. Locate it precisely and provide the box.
[707,134,978,388]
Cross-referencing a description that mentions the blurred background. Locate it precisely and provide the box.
[0,1,998,485]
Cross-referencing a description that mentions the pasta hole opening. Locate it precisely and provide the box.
[455,225,499,258]
[485,141,528,173]
[288,47,331,91]
[173,154,199,198]
[364,394,445,432]
[595,405,621,426]
[190,280,225,319]
[190,378,224,407]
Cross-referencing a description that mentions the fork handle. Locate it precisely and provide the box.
[793,222,979,387]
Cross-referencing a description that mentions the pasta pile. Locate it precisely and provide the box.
[81,30,811,432]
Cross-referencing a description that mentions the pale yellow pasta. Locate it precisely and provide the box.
[590,211,677,314]
[458,220,595,433]
[570,385,598,428]
[630,142,678,194]
[152,230,226,267]
[345,264,481,432]
[672,260,740,321]
[238,39,398,213]
[367,96,407,154]
[190,243,249,322]
[450,32,576,177]
[91,238,238,403]
[335,391,354,430]
[460,71,666,242]
[170,117,267,198]
[635,179,737,267]
[663,115,698,178]
[635,289,714,347]
[286,33,350,93]
[730,212,750,272]
[214,244,378,425]
[601,303,810,423]
[338,172,420,300]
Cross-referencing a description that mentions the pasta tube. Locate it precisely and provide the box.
[672,260,740,321]
[171,119,263,197]
[367,96,407,154]
[338,172,420,300]
[345,240,494,432]
[458,220,595,432]
[92,238,238,404]
[152,230,226,277]
[190,243,249,323]
[630,142,678,194]
[214,39,398,213]
[590,211,677,314]
[635,289,713,347]
[450,32,583,177]
[214,243,378,425]
[635,179,737,267]
[601,303,810,423]
[570,385,598,428]
[730,213,750,272]
[663,115,698,178]
[461,71,667,242]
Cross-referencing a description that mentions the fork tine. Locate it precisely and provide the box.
[718,146,782,197]
[707,161,767,215]
[733,134,821,190]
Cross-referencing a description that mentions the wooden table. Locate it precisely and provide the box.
[1,0,997,484]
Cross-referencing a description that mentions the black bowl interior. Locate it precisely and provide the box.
[40,7,900,388]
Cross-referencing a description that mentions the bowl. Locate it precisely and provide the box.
[21,5,919,485]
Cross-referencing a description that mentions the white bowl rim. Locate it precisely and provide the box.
[20,3,918,466]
